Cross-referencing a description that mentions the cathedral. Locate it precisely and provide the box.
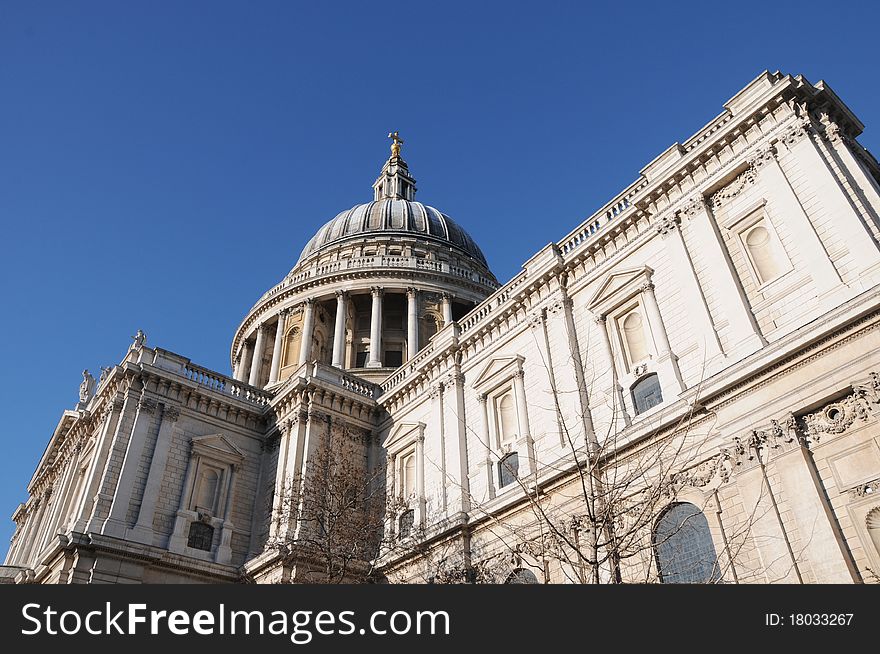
[4,71,880,584]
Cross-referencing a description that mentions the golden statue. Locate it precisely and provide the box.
[388,131,404,157]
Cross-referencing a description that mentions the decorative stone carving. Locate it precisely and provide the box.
[749,146,776,171]
[780,121,810,148]
[820,115,843,144]
[653,212,680,236]
[163,406,181,422]
[802,375,879,439]
[78,370,96,404]
[674,455,728,488]
[528,309,545,329]
[848,479,880,500]
[130,329,147,351]
[710,165,757,209]
[138,397,157,414]
[445,372,465,388]
[547,295,568,315]
[680,194,707,218]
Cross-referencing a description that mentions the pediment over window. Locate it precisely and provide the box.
[383,422,425,455]
[587,266,654,315]
[472,355,525,394]
[190,434,245,465]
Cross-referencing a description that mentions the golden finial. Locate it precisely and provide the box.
[388,131,404,157]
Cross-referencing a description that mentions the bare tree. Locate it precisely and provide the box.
[262,426,389,584]
[394,331,800,585]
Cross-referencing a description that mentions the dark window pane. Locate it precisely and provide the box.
[398,509,415,539]
[187,521,214,552]
[632,374,663,415]
[384,350,403,368]
[653,502,721,584]
[505,568,539,584]
[355,351,368,368]
[498,452,519,488]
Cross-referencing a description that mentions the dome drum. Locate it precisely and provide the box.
[231,143,497,388]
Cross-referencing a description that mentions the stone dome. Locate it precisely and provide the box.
[297,199,489,267]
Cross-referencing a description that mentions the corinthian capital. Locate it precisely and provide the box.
[680,194,707,219]
[781,121,811,148]
[654,213,680,236]
[749,146,776,171]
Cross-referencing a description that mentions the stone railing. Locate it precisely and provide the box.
[309,362,379,399]
[559,197,633,256]
[252,255,498,311]
[458,270,529,336]
[380,340,437,392]
[183,362,272,406]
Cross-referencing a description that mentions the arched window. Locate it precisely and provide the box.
[622,310,649,366]
[505,568,539,584]
[498,452,519,489]
[400,452,416,498]
[194,468,219,514]
[653,502,721,584]
[867,507,880,559]
[282,326,300,368]
[423,315,439,343]
[498,393,517,443]
[187,521,214,552]
[631,373,663,415]
[744,223,783,284]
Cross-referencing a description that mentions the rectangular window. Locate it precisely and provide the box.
[498,452,519,488]
[384,350,403,368]
[355,350,369,368]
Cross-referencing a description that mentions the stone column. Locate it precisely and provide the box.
[215,466,236,564]
[822,118,880,222]
[407,287,419,360]
[477,393,496,501]
[332,291,348,368]
[236,341,253,383]
[595,316,630,428]
[431,383,448,512]
[441,293,453,325]
[680,195,765,358]
[655,214,723,361]
[17,495,50,566]
[784,121,880,284]
[248,324,268,387]
[298,298,316,366]
[751,142,844,300]
[367,287,383,368]
[129,405,180,545]
[37,453,79,555]
[443,372,471,514]
[512,369,536,477]
[101,396,157,538]
[641,281,684,393]
[415,433,426,528]
[84,393,135,533]
[268,312,287,384]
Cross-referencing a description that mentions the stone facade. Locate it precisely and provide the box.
[4,71,880,584]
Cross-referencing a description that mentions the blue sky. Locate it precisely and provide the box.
[1,1,878,547]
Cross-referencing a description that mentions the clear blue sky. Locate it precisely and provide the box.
[1,1,878,547]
